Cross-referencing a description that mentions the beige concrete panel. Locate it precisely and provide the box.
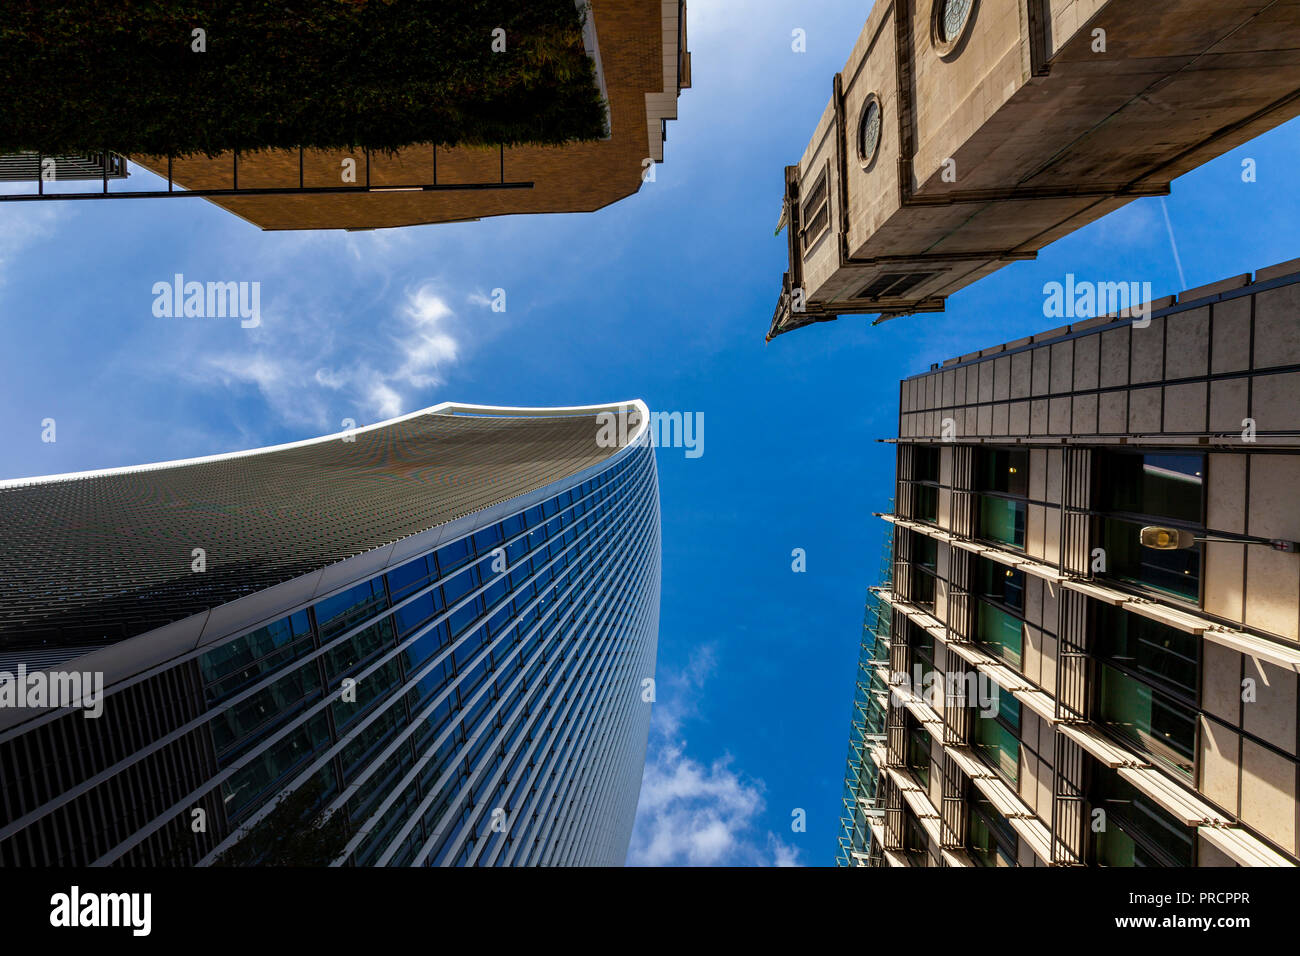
[1163,381,1207,433]
[1099,390,1126,433]
[1198,717,1241,814]
[1251,371,1300,432]
[993,355,1011,401]
[1040,632,1058,696]
[1032,346,1051,396]
[1130,317,1165,384]
[1127,386,1162,433]
[1243,658,1298,756]
[1011,349,1032,398]
[1212,295,1251,375]
[1031,399,1048,435]
[1208,454,1247,534]
[993,401,1010,436]
[1099,327,1130,387]
[1203,541,1245,624]
[1072,393,1098,434]
[1045,449,1063,505]
[1028,503,1046,560]
[1240,739,1297,856]
[1050,340,1074,394]
[1209,378,1249,434]
[1201,640,1242,725]
[1009,400,1030,435]
[1030,448,1047,501]
[1254,282,1300,370]
[1049,397,1071,434]
[979,360,994,404]
[1043,505,1061,565]
[1041,580,1058,637]
[1025,574,1044,628]
[1244,546,1300,642]
[1073,332,1100,391]
[1166,306,1209,379]
[1023,623,1043,687]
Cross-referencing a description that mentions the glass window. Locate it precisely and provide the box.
[437,536,472,575]
[968,794,1017,867]
[200,611,314,703]
[978,496,1026,549]
[906,718,931,789]
[386,555,433,601]
[1092,603,1198,700]
[1095,452,1204,600]
[975,602,1023,670]
[1099,516,1200,600]
[1096,663,1196,779]
[316,579,388,643]
[974,685,1020,786]
[975,449,1028,497]
[1091,771,1194,866]
[1096,452,1204,524]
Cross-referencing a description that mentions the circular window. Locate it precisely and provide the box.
[932,0,977,56]
[858,94,882,167]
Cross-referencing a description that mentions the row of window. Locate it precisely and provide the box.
[181,447,651,861]
[907,446,1206,602]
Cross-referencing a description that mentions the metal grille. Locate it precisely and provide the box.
[0,152,128,182]
[1054,587,1090,721]
[0,412,624,647]
[1060,447,1092,575]
[1051,731,1086,865]
[940,752,967,848]
[950,445,974,537]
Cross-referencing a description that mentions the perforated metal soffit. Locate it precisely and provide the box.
[0,412,626,649]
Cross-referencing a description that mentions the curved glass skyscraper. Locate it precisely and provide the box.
[0,401,661,867]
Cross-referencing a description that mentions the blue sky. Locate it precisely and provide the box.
[3,0,1300,866]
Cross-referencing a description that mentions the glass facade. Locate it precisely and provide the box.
[193,439,660,867]
[975,448,1028,549]
[0,413,661,868]
[1095,451,1204,601]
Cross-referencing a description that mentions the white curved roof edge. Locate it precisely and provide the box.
[0,399,650,490]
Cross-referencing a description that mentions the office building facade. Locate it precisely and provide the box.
[127,1,691,231]
[842,261,1300,866]
[0,402,661,867]
[770,0,1300,339]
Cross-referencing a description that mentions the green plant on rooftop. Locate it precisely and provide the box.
[0,0,608,157]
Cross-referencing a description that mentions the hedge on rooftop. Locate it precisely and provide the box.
[0,0,608,157]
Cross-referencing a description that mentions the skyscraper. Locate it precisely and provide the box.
[0,401,661,867]
[842,260,1300,867]
[769,0,1300,339]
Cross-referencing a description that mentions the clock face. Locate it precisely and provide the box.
[941,0,973,43]
[861,99,881,164]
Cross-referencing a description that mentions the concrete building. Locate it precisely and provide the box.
[128,1,690,231]
[0,402,661,866]
[843,260,1300,866]
[770,0,1300,340]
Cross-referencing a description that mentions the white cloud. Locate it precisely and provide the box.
[628,645,802,867]
[188,280,466,432]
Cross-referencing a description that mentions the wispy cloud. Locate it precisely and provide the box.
[188,279,467,432]
[628,645,801,866]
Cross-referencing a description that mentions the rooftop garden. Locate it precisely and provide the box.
[0,0,608,157]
